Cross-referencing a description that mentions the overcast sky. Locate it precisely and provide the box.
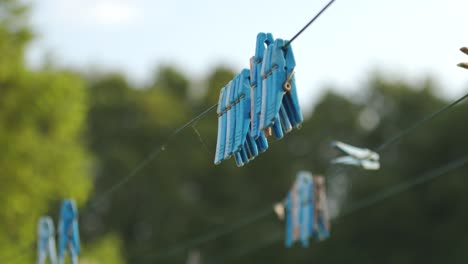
[27,0,468,111]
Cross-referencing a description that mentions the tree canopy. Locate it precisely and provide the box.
[1,1,468,264]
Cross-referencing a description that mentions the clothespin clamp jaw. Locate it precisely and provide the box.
[313,176,330,240]
[283,69,295,92]
[251,32,274,140]
[458,47,468,69]
[331,141,380,170]
[38,216,57,264]
[38,216,54,242]
[58,199,80,264]
[284,171,315,248]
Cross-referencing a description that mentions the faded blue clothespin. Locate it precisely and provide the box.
[249,33,271,152]
[233,69,259,166]
[37,216,57,264]
[284,171,314,248]
[215,68,269,167]
[458,47,468,69]
[312,176,330,240]
[259,37,303,139]
[214,86,228,164]
[331,141,380,170]
[224,78,237,160]
[58,199,80,264]
[251,32,274,140]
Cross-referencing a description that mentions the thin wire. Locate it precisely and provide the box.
[88,103,218,208]
[126,87,468,260]
[135,94,468,261]
[139,206,274,261]
[191,123,213,155]
[0,1,337,262]
[284,0,336,48]
[376,92,468,152]
[87,0,337,209]
[212,155,468,263]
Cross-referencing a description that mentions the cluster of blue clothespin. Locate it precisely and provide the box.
[280,171,330,248]
[37,199,80,264]
[214,32,304,167]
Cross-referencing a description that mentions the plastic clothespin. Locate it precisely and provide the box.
[313,176,330,240]
[214,86,228,165]
[233,69,259,166]
[331,141,380,170]
[224,78,237,160]
[58,199,80,264]
[260,38,303,139]
[285,171,314,248]
[251,32,274,140]
[248,33,271,152]
[458,47,468,69]
[37,216,57,264]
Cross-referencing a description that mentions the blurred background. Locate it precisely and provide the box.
[1,0,468,263]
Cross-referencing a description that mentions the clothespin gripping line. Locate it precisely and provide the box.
[283,69,295,92]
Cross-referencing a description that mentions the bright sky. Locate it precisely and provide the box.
[27,0,468,111]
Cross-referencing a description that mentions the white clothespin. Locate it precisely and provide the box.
[331,141,380,170]
[458,47,468,69]
[37,217,57,264]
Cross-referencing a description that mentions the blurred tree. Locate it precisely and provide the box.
[0,0,32,81]
[0,1,113,263]
[151,65,190,100]
[2,1,468,264]
[85,68,468,264]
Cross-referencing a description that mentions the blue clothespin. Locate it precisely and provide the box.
[214,86,228,165]
[224,79,237,160]
[215,68,269,167]
[58,199,80,264]
[312,176,330,240]
[248,33,271,151]
[37,216,57,264]
[251,32,274,140]
[233,69,255,166]
[284,171,314,248]
[260,38,303,138]
[233,69,265,166]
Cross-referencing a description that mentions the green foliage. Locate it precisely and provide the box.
[0,0,32,81]
[0,68,93,260]
[2,1,468,264]
[84,68,468,264]
[81,234,125,264]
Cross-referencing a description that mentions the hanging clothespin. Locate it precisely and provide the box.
[313,176,330,240]
[214,85,228,165]
[259,37,303,139]
[215,70,260,166]
[37,216,57,264]
[249,33,272,151]
[214,32,304,166]
[58,199,80,264]
[233,69,261,166]
[458,47,468,69]
[284,171,314,248]
[331,141,380,170]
